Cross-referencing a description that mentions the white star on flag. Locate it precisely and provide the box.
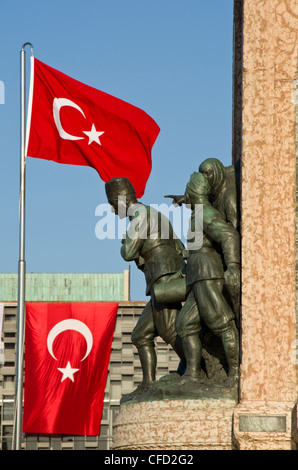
[58,361,80,382]
[83,124,104,145]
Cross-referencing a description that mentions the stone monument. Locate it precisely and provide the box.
[110,164,241,450]
[111,0,298,450]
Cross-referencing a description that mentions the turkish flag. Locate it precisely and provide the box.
[26,58,160,197]
[23,302,118,436]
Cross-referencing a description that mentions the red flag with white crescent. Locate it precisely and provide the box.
[23,302,118,436]
[26,58,160,198]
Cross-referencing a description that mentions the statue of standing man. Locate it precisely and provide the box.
[175,172,240,387]
[105,177,186,402]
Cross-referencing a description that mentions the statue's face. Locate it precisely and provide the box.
[108,195,127,219]
[200,166,214,187]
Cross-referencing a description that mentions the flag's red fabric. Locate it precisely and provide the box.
[26,58,160,197]
[23,302,118,435]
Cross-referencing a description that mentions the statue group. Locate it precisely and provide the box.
[105,158,241,403]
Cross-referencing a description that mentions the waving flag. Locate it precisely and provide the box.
[23,302,118,436]
[26,58,160,197]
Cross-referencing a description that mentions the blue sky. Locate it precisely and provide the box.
[0,0,234,300]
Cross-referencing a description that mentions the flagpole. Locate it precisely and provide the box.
[12,42,33,451]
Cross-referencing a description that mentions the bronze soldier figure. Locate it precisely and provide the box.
[158,172,240,395]
[174,172,240,386]
[198,158,241,324]
[199,158,240,230]
[105,177,186,402]
[166,157,241,325]
[166,158,240,230]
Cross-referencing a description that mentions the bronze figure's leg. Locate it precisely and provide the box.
[120,301,156,403]
[137,344,157,385]
[215,320,239,380]
[181,334,203,382]
[151,275,186,369]
[193,279,239,381]
[175,289,203,382]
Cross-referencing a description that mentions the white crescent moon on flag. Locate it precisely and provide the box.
[47,319,93,362]
[53,97,85,141]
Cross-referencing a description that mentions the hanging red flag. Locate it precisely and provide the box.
[23,302,118,436]
[26,58,160,197]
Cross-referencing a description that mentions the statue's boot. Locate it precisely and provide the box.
[142,334,204,398]
[216,320,239,382]
[120,383,151,404]
[171,335,186,369]
[138,344,157,383]
[179,334,203,384]
[153,335,187,385]
[120,344,156,403]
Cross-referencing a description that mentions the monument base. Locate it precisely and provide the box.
[112,398,237,450]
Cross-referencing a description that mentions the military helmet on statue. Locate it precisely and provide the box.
[105,177,137,200]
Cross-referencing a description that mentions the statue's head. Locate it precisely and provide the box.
[185,171,210,206]
[105,177,137,218]
[199,158,227,195]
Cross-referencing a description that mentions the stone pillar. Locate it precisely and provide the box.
[233,0,298,450]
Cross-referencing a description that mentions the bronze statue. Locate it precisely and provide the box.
[174,172,240,387]
[166,158,241,324]
[198,158,241,324]
[105,177,186,402]
[166,158,240,230]
[148,170,241,399]
[198,158,240,231]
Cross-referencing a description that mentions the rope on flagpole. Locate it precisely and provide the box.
[12,42,33,451]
